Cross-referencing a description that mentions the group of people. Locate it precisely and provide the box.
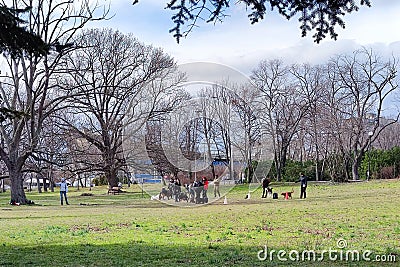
[58,174,222,206]
[164,175,221,204]
[261,173,308,199]
[59,173,308,206]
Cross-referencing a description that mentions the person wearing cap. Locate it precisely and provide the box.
[60,178,69,205]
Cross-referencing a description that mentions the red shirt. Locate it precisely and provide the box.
[203,180,209,190]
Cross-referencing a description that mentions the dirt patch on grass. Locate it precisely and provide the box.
[70,224,110,233]
[302,228,332,238]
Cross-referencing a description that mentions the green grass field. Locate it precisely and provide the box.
[0,180,399,266]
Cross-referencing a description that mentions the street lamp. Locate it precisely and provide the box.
[367,131,373,181]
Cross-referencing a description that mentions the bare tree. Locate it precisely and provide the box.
[145,119,180,181]
[25,113,69,192]
[144,89,191,182]
[374,121,400,150]
[0,0,108,204]
[289,63,324,180]
[197,85,239,181]
[58,28,184,188]
[325,48,398,180]
[229,85,262,183]
[252,59,311,181]
[62,129,104,187]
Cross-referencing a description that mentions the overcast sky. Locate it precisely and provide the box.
[97,1,400,75]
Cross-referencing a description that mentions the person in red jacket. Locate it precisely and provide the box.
[202,177,208,199]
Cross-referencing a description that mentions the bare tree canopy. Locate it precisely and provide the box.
[0,0,109,204]
[251,48,399,182]
[133,0,371,43]
[252,59,314,181]
[58,28,184,188]
[324,48,398,180]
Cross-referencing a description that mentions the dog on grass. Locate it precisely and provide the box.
[266,187,273,198]
[178,192,189,202]
[159,187,172,200]
[281,188,294,199]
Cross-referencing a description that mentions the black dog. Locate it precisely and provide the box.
[178,192,189,202]
[266,187,273,198]
[159,187,172,200]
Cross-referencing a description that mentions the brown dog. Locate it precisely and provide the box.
[281,188,294,199]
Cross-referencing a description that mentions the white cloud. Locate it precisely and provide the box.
[101,1,400,75]
[3,0,399,76]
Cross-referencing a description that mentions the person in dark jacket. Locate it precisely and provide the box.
[174,178,181,202]
[297,173,308,199]
[261,177,271,198]
[193,179,203,204]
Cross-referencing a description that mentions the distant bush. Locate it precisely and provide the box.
[243,160,258,183]
[99,175,108,185]
[92,178,99,186]
[376,166,396,179]
[266,159,330,182]
[92,176,108,186]
[360,146,400,179]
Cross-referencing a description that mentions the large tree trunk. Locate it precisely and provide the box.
[344,157,351,181]
[106,167,118,188]
[352,161,360,181]
[247,160,253,183]
[315,143,320,181]
[37,173,42,193]
[275,144,288,182]
[43,173,48,192]
[352,154,362,181]
[9,168,28,204]
[274,153,282,182]
[49,168,54,192]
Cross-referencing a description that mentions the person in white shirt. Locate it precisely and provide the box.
[60,178,69,205]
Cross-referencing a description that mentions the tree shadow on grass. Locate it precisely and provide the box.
[0,243,390,267]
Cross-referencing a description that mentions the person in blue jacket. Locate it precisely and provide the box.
[60,178,69,205]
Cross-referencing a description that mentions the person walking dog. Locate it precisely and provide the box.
[60,178,69,205]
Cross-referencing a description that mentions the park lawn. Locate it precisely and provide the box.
[0,180,399,266]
